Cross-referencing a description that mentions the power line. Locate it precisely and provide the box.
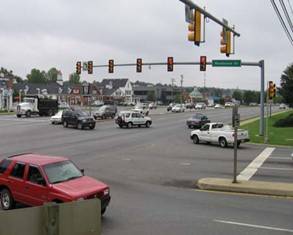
[280,0,293,32]
[270,0,293,45]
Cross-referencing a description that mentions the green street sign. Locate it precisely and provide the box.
[212,60,241,67]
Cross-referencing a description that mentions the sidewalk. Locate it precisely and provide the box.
[197,177,293,197]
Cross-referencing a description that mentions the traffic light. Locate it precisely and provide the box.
[136,58,142,73]
[188,10,201,46]
[268,81,276,99]
[200,56,207,71]
[87,61,93,74]
[76,61,81,74]
[220,28,232,57]
[268,81,274,99]
[167,57,174,72]
[108,59,114,73]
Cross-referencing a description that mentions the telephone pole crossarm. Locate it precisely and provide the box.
[179,0,240,37]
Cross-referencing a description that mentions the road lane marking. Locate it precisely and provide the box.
[237,147,275,181]
[214,219,293,233]
[260,166,293,171]
[180,162,191,166]
[269,156,292,160]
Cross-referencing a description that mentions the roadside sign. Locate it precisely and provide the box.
[82,62,88,71]
[185,5,193,24]
[212,60,241,67]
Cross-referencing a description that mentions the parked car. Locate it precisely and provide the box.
[91,100,104,107]
[93,105,117,120]
[185,103,195,109]
[62,110,96,130]
[148,102,157,109]
[0,153,110,214]
[172,104,185,113]
[214,104,224,109]
[186,113,210,129]
[195,102,206,110]
[115,111,152,128]
[225,102,234,108]
[190,122,250,148]
[279,103,288,109]
[50,110,64,124]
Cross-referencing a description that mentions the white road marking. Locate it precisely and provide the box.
[269,156,292,160]
[214,219,293,233]
[260,166,293,171]
[237,147,275,181]
[180,162,191,166]
[122,158,132,161]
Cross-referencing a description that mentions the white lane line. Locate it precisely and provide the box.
[237,147,275,181]
[269,156,292,160]
[214,219,293,233]
[180,162,191,166]
[260,166,293,171]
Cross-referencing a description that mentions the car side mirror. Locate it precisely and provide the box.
[80,169,85,175]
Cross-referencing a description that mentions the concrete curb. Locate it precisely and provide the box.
[197,177,293,198]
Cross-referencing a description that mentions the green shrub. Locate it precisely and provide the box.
[274,113,293,127]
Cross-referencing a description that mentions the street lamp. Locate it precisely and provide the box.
[180,75,184,106]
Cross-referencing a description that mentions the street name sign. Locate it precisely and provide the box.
[212,60,241,67]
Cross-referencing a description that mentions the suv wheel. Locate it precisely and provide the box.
[0,188,14,210]
[127,122,133,128]
[26,110,31,118]
[192,135,199,144]
[63,121,68,128]
[219,137,227,148]
[145,121,151,128]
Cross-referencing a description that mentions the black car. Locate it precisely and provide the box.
[62,110,96,130]
[186,113,210,129]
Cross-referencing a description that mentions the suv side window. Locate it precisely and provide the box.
[0,159,12,174]
[10,163,26,179]
[125,113,130,118]
[28,166,46,186]
[132,113,137,118]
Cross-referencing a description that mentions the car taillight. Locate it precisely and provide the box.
[103,188,110,196]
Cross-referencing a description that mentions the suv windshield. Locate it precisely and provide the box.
[75,111,88,117]
[44,160,83,184]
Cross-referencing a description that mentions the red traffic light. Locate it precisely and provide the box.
[200,56,207,71]
[87,61,93,74]
[167,57,174,72]
[76,61,81,74]
[108,59,114,73]
[137,58,142,73]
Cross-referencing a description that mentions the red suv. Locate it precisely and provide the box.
[0,153,110,214]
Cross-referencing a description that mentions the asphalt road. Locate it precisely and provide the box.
[0,107,292,235]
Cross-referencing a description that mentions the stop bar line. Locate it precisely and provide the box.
[237,147,275,181]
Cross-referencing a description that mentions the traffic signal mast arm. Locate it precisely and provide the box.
[180,0,240,37]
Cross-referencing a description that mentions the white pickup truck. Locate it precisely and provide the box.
[190,122,250,148]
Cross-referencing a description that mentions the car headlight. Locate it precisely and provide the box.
[82,119,86,123]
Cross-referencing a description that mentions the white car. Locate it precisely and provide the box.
[214,104,224,109]
[172,104,185,113]
[148,102,157,109]
[225,102,234,108]
[190,122,250,148]
[50,110,64,124]
[115,111,152,128]
[195,103,206,109]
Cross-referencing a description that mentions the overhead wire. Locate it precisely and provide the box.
[279,0,293,32]
[287,0,293,15]
[270,0,293,45]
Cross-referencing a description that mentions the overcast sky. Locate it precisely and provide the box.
[0,0,292,90]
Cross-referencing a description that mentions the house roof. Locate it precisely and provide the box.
[13,82,63,95]
[101,79,128,90]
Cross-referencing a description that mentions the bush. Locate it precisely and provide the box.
[274,113,293,127]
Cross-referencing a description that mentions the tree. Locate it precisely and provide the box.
[47,68,59,83]
[243,90,259,105]
[232,90,242,103]
[27,69,47,83]
[279,63,293,107]
[69,73,81,84]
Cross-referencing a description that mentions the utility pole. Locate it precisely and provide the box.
[180,75,184,106]
[171,78,176,103]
